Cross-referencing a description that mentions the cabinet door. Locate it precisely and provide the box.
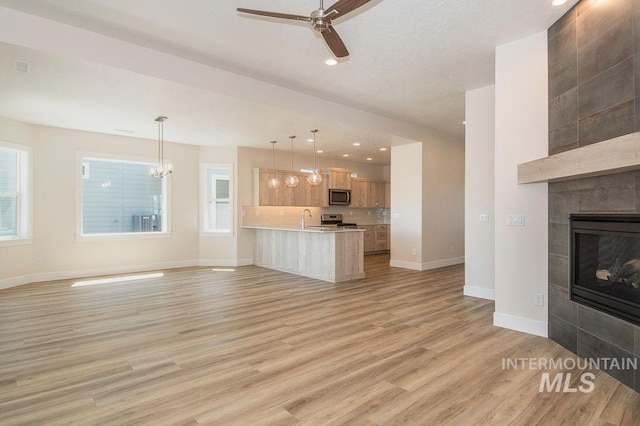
[364,226,376,252]
[256,169,281,206]
[329,170,352,190]
[384,182,391,208]
[303,174,328,207]
[351,179,364,208]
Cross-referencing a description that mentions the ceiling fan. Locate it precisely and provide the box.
[237,0,371,58]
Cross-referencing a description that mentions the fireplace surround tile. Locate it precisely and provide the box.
[550,284,577,323]
[549,316,578,353]
[549,253,569,289]
[578,100,635,147]
[577,304,635,353]
[549,223,569,256]
[577,330,635,388]
[576,171,636,212]
[576,0,633,48]
[578,57,634,121]
[577,17,633,85]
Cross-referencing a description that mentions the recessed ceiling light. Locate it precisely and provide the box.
[462,121,466,125]
[317,150,323,153]
[552,0,567,5]
[325,59,338,66]
[343,154,349,157]
[379,147,387,151]
[353,143,361,146]
[307,138,314,142]
[366,157,373,161]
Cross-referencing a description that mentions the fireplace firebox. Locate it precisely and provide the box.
[570,214,640,326]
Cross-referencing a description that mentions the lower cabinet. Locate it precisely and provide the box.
[360,224,390,254]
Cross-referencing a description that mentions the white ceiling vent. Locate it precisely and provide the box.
[13,60,31,73]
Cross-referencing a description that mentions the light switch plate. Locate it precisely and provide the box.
[479,214,489,223]
[507,214,525,226]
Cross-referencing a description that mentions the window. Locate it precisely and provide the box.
[0,143,30,241]
[203,164,233,233]
[80,157,168,236]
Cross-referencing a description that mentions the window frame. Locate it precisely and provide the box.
[76,152,171,241]
[200,163,234,236]
[0,141,32,247]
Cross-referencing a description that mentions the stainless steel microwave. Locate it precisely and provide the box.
[329,189,351,206]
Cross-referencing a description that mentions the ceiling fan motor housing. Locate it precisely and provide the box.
[310,9,332,31]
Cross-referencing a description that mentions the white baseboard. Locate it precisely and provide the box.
[1,259,201,290]
[199,258,253,267]
[390,256,465,271]
[464,285,496,300]
[493,312,548,338]
[0,274,34,291]
[422,256,464,270]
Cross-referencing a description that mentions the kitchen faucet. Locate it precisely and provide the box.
[301,209,312,229]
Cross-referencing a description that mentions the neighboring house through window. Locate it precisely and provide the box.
[80,156,169,236]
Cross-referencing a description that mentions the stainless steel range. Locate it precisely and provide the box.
[320,214,358,229]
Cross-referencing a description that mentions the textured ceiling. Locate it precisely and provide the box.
[0,0,577,164]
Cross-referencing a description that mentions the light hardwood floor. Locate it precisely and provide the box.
[1,254,639,425]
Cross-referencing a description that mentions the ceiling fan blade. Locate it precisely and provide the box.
[324,0,371,19]
[237,8,310,22]
[322,26,349,58]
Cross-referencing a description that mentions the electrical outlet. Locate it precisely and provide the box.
[479,214,489,223]
[35,256,42,266]
[411,248,417,256]
[534,293,544,307]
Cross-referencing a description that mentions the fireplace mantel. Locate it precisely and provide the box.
[518,132,640,184]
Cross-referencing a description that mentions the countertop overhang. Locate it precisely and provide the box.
[243,225,364,233]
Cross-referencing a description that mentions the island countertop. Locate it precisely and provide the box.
[246,226,365,282]
[243,225,364,233]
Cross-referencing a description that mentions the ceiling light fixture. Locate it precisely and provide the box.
[379,147,387,151]
[353,143,361,146]
[307,130,323,186]
[268,140,281,189]
[343,154,349,157]
[325,58,338,66]
[317,150,324,153]
[149,116,173,178]
[551,0,567,5]
[366,157,373,161]
[285,135,299,188]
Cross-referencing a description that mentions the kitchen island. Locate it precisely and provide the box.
[244,226,365,283]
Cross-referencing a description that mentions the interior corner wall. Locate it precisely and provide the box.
[422,139,465,269]
[464,85,496,300]
[390,142,423,270]
[494,31,549,337]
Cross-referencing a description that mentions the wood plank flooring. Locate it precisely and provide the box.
[0,254,639,425]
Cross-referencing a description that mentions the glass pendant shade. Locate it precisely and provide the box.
[268,140,281,189]
[150,116,173,178]
[307,129,322,186]
[285,135,299,188]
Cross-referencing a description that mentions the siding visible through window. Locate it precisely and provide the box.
[81,158,166,235]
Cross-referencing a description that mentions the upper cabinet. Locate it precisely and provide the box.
[327,168,352,190]
[252,168,328,207]
[351,178,390,208]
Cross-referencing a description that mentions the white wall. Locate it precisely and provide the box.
[390,143,423,269]
[464,85,496,300]
[494,31,549,337]
[422,139,465,269]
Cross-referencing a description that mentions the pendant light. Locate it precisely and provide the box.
[307,129,322,185]
[268,140,281,189]
[149,116,173,178]
[285,135,299,188]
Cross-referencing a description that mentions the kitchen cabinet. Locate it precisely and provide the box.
[327,168,352,190]
[351,178,389,208]
[303,174,329,207]
[351,178,369,208]
[360,224,390,253]
[253,168,328,207]
[384,182,391,208]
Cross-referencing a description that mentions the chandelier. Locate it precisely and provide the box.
[149,116,173,178]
